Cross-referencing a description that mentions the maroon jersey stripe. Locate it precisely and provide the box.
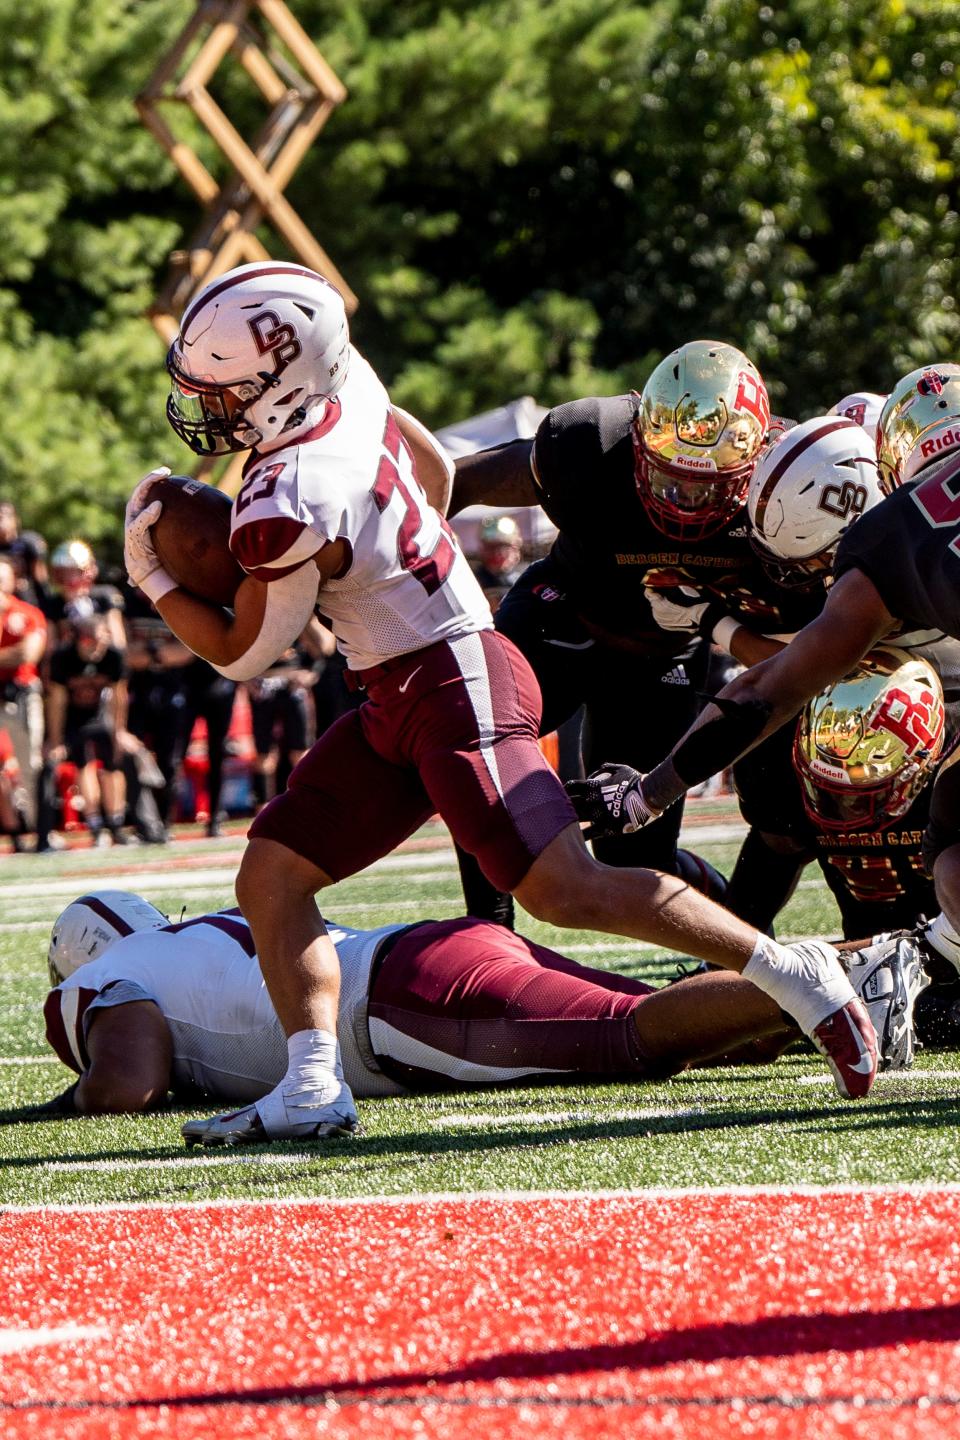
[161,914,257,959]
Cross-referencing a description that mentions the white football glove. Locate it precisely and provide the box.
[645,584,713,636]
[124,500,177,603]
[125,465,171,529]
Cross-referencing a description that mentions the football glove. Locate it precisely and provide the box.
[124,499,177,603]
[124,465,171,528]
[565,761,661,840]
[644,584,730,640]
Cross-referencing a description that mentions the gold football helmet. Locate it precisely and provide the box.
[794,653,945,831]
[634,340,770,539]
[876,363,960,493]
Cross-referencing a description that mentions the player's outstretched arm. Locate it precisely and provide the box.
[569,569,897,838]
[448,439,539,517]
[643,568,897,812]
[73,1001,173,1115]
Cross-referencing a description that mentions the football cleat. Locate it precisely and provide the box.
[809,1001,878,1100]
[182,1082,359,1148]
[844,935,930,1072]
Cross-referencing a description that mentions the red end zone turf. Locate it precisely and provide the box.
[2,1189,960,1439]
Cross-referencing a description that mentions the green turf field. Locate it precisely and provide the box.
[3,813,960,1209]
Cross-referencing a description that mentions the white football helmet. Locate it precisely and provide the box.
[48,891,168,986]
[747,415,884,587]
[876,363,960,492]
[166,262,351,456]
[827,391,887,439]
[634,340,770,540]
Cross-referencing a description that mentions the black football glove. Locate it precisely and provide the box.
[565,761,661,840]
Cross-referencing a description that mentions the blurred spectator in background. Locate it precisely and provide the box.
[471,514,526,612]
[39,606,131,849]
[122,583,191,842]
[174,659,236,838]
[0,498,49,609]
[0,724,25,850]
[247,636,317,812]
[302,619,361,752]
[0,555,47,837]
[43,540,126,651]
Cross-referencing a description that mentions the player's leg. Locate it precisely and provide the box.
[512,824,877,1096]
[183,709,435,1147]
[367,918,793,1086]
[454,560,593,927]
[403,630,875,1097]
[923,743,960,972]
[724,728,814,931]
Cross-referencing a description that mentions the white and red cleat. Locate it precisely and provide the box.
[809,999,878,1099]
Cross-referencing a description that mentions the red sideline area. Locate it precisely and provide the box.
[2,1189,960,1438]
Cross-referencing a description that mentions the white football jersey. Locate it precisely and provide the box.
[228,347,492,671]
[44,911,408,1101]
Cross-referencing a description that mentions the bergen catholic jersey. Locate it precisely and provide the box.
[532,395,823,656]
[43,911,409,1101]
[227,348,491,671]
[834,455,960,640]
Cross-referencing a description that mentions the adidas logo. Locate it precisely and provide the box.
[726,525,750,538]
[662,666,689,686]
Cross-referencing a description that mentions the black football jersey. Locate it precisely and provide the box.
[834,456,960,640]
[533,395,823,656]
[734,725,937,939]
[813,785,935,940]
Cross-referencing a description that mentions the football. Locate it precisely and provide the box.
[148,474,243,608]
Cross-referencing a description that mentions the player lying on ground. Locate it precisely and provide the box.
[567,365,960,984]
[123,267,884,1143]
[36,892,924,1126]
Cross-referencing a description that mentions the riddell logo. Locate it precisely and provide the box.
[920,428,960,458]
[673,454,717,473]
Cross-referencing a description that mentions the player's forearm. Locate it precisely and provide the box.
[448,440,538,517]
[153,590,246,666]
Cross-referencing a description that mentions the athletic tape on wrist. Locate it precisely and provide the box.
[139,568,178,604]
[710,615,741,653]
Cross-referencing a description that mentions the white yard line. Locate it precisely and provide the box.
[8,1182,960,1214]
[0,1324,109,1355]
[436,1106,704,1129]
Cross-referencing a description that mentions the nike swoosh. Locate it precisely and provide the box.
[398,666,423,694]
[849,1052,876,1074]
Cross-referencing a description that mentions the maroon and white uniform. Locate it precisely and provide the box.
[44,912,663,1097]
[229,349,491,670]
[233,347,576,890]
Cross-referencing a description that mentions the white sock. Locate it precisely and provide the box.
[283,1029,343,1104]
[742,935,856,1035]
[924,913,960,975]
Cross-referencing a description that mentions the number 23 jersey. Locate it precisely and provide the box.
[228,348,491,672]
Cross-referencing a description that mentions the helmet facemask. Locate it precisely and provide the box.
[166,349,296,457]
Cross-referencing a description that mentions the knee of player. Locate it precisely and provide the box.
[516,864,605,930]
[235,838,317,915]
